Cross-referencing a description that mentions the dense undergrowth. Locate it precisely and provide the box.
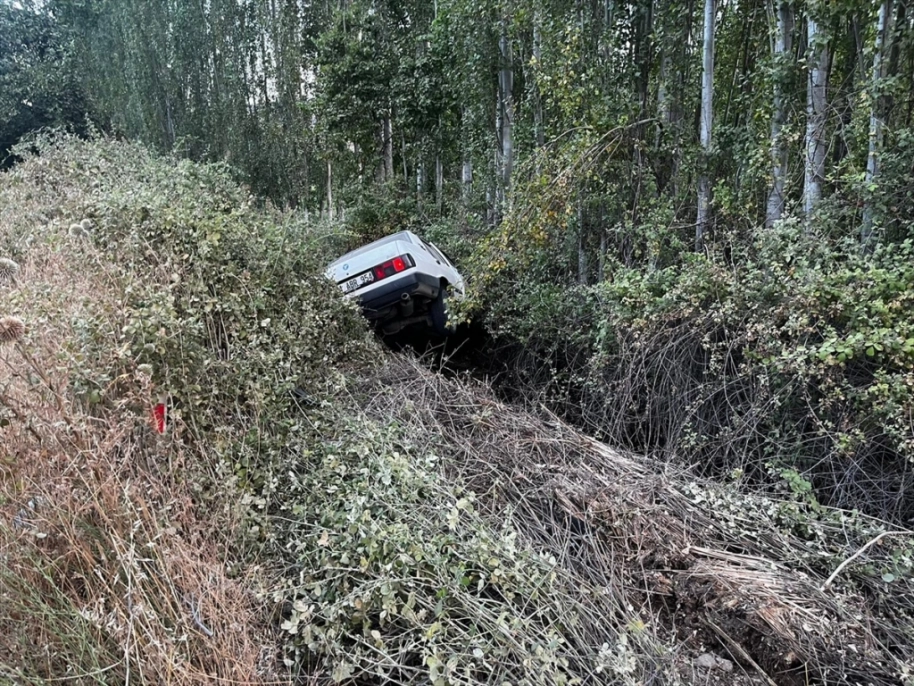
[0,134,382,682]
[2,137,914,685]
[466,200,914,524]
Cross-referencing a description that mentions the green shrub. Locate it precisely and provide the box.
[472,217,914,521]
[260,411,629,685]
[2,133,374,454]
[1,133,376,683]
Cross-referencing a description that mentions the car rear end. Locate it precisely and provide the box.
[326,233,441,326]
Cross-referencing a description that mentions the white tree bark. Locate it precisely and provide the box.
[803,11,828,220]
[657,47,671,142]
[598,229,607,282]
[381,115,394,182]
[766,1,793,228]
[462,158,473,206]
[498,28,515,197]
[533,12,545,147]
[435,154,443,213]
[862,0,894,243]
[696,0,715,251]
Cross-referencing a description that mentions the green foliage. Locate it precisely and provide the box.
[263,412,611,684]
[866,129,914,242]
[472,217,914,521]
[316,2,397,157]
[49,0,316,204]
[3,136,651,683]
[1,133,374,468]
[5,135,914,684]
[0,1,92,166]
[1,134,378,683]
[339,180,419,246]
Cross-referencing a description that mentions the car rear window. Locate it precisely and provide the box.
[421,239,451,267]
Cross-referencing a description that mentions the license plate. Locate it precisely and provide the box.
[341,271,374,294]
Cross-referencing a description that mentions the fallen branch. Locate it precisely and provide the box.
[820,530,908,592]
[704,616,778,686]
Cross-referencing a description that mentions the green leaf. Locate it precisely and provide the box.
[331,660,355,682]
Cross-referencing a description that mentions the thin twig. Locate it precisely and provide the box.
[704,615,778,686]
[820,530,908,592]
[184,593,215,637]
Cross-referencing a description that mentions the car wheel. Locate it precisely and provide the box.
[429,284,455,336]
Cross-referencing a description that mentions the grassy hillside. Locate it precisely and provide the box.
[1,137,912,685]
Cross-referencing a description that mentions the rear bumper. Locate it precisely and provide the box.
[355,272,440,319]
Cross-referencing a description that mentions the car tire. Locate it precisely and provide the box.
[429,284,455,336]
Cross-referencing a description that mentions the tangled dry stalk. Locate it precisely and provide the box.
[364,355,914,686]
[0,241,279,684]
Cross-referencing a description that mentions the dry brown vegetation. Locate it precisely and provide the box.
[0,135,369,684]
[363,356,914,686]
[0,241,278,684]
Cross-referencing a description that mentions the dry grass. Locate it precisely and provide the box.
[363,355,914,686]
[0,240,282,684]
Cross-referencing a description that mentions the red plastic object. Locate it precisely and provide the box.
[152,403,167,434]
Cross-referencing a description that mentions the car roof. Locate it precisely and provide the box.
[329,231,419,266]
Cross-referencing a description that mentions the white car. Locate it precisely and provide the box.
[326,231,465,336]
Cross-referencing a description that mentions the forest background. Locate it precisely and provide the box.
[3,0,914,524]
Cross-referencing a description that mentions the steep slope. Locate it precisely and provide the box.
[1,136,912,685]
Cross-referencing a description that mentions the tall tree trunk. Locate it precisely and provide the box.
[326,159,334,220]
[696,0,715,251]
[401,130,408,185]
[657,46,672,145]
[435,154,444,213]
[862,0,894,244]
[636,0,653,122]
[498,27,514,200]
[532,12,545,147]
[766,1,793,228]
[417,160,426,200]
[382,114,394,182]
[887,0,906,86]
[804,9,829,221]
[164,93,176,148]
[462,159,473,207]
[674,0,697,197]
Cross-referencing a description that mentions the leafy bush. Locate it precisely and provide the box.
[2,133,373,450]
[261,410,627,685]
[1,135,658,685]
[472,217,914,522]
[4,135,914,686]
[0,134,375,682]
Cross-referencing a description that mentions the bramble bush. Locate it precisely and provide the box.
[2,132,374,456]
[0,134,377,682]
[0,135,656,684]
[472,216,914,522]
[257,409,652,685]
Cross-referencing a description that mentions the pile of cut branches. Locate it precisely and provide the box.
[364,356,914,686]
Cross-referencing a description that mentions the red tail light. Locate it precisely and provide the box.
[372,254,413,280]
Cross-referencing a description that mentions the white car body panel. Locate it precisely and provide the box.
[326,231,464,300]
[325,231,465,335]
